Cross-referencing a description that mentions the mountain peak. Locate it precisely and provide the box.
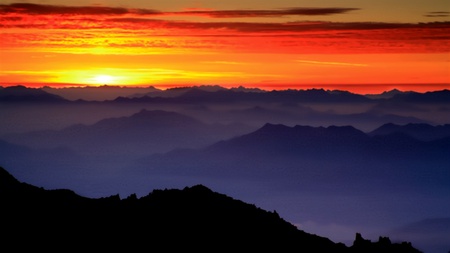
[258,123,293,132]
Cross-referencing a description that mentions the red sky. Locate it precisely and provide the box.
[0,1,449,93]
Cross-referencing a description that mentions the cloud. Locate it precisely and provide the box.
[0,3,357,18]
[0,3,160,15]
[168,7,360,18]
[104,18,450,34]
[1,3,449,55]
[2,3,448,34]
[296,60,368,67]
[424,11,450,18]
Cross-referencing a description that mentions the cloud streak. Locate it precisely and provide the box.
[0,3,161,15]
[424,11,450,18]
[3,13,449,34]
[1,3,449,55]
[296,60,368,67]
[0,3,357,17]
[167,7,359,18]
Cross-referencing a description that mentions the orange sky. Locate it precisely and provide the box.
[0,1,449,93]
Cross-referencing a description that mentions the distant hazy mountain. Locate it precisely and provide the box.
[1,166,422,252]
[364,89,450,103]
[0,138,85,188]
[190,104,430,132]
[0,139,31,165]
[0,85,67,103]
[364,89,413,99]
[129,85,230,98]
[388,89,450,103]
[129,85,265,99]
[43,85,161,101]
[2,109,255,156]
[230,85,266,93]
[116,88,373,104]
[369,123,450,141]
[139,123,450,192]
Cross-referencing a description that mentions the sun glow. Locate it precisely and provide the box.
[94,75,115,85]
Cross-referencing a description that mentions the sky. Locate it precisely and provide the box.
[0,0,449,93]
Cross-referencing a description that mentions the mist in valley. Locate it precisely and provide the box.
[1,85,449,253]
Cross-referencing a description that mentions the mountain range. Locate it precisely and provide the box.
[1,85,444,135]
[1,166,422,252]
[136,122,450,193]
[2,85,449,104]
[1,109,254,156]
[1,84,448,253]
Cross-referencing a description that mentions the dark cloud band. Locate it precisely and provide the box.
[0,3,357,17]
[0,3,160,15]
[425,11,450,18]
[169,7,359,18]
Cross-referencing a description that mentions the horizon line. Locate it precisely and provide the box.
[1,82,449,95]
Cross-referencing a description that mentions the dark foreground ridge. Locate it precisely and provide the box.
[1,166,421,252]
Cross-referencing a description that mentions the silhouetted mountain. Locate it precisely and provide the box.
[230,85,265,93]
[114,88,372,104]
[208,123,370,155]
[140,123,450,192]
[2,109,254,156]
[0,85,67,103]
[388,89,450,103]
[350,233,421,253]
[1,85,447,253]
[369,123,450,141]
[130,85,265,99]
[182,88,373,104]
[199,104,430,131]
[365,89,413,99]
[43,85,161,101]
[130,85,229,98]
[1,166,421,252]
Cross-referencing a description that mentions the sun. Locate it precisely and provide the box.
[94,75,115,85]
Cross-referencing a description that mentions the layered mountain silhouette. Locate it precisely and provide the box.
[364,89,413,99]
[2,109,255,156]
[43,85,161,101]
[369,123,450,141]
[197,105,429,131]
[1,166,421,252]
[2,85,447,134]
[114,87,373,104]
[389,89,450,103]
[1,85,448,253]
[139,123,450,193]
[0,85,67,103]
[3,85,449,105]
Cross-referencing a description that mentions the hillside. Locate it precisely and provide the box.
[1,166,421,252]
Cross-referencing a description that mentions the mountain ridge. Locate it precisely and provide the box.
[2,85,449,104]
[1,166,422,252]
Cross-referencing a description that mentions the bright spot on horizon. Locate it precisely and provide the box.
[94,75,115,85]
